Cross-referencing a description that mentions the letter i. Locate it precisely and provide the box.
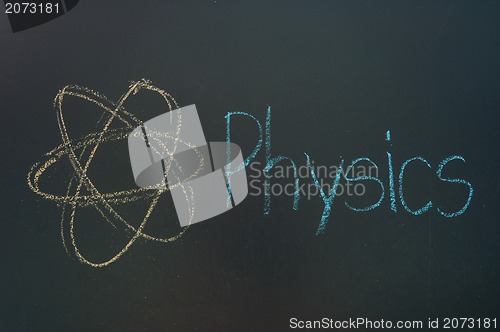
[386,130,397,212]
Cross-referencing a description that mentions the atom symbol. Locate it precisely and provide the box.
[27,79,203,267]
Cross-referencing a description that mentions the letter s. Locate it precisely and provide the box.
[344,157,384,212]
[437,155,473,217]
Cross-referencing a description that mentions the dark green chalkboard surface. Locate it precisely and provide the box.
[1,1,499,330]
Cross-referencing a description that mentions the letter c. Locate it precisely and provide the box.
[399,156,433,215]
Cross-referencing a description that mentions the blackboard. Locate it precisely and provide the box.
[1,1,499,330]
